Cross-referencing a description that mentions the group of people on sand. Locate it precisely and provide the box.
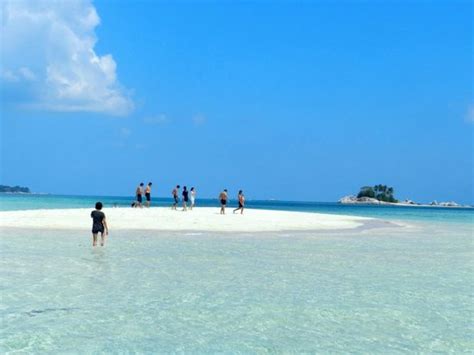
[131,182,245,214]
[90,185,245,247]
[171,185,196,211]
[133,182,153,208]
[169,185,245,214]
[218,189,245,215]
[170,186,245,214]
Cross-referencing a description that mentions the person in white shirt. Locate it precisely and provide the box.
[190,187,196,210]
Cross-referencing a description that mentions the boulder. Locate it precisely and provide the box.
[338,195,357,203]
[339,196,383,204]
[439,201,460,207]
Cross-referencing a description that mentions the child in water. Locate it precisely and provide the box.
[91,202,109,247]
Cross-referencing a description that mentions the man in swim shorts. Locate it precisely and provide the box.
[91,202,109,247]
[172,185,180,210]
[182,186,189,211]
[219,189,228,214]
[136,183,144,208]
[233,190,245,214]
[145,182,152,207]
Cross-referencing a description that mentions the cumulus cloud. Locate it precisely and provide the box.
[18,67,37,81]
[2,67,37,82]
[0,0,133,115]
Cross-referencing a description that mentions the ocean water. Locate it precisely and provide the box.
[1,193,473,223]
[1,195,473,352]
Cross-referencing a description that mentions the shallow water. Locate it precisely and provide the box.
[1,223,472,353]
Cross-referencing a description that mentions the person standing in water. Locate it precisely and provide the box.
[190,187,196,210]
[91,202,108,247]
[172,185,180,210]
[233,190,245,214]
[182,186,189,211]
[219,189,228,214]
[136,183,144,208]
[145,182,152,207]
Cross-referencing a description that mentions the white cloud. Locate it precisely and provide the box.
[18,67,37,81]
[143,114,168,124]
[0,0,133,116]
[1,70,19,82]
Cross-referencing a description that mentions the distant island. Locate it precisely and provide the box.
[339,185,470,208]
[0,185,31,193]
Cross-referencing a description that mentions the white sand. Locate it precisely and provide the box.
[0,207,372,232]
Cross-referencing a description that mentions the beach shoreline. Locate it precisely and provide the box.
[0,207,393,233]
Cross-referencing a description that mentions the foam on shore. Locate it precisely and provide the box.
[0,207,374,232]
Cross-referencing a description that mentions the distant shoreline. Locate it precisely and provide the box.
[0,192,52,196]
[0,185,31,193]
[0,191,32,194]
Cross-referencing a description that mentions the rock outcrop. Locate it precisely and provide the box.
[430,201,461,207]
[340,196,469,208]
[338,195,387,205]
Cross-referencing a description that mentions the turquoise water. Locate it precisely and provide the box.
[1,193,473,223]
[1,195,473,352]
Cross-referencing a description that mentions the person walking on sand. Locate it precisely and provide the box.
[136,183,144,208]
[145,182,152,207]
[190,187,196,210]
[233,190,245,214]
[172,185,180,210]
[219,189,228,214]
[91,202,109,247]
[182,186,189,211]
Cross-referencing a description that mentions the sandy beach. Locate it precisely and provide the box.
[0,207,379,232]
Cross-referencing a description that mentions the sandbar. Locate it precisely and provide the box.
[0,207,377,232]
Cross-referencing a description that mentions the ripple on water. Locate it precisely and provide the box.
[1,225,473,353]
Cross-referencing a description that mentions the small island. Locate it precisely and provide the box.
[0,185,31,193]
[339,185,470,208]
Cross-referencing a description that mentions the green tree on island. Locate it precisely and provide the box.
[357,185,398,203]
[357,186,376,198]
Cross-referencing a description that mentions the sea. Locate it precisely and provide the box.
[1,194,473,353]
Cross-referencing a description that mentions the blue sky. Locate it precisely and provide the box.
[1,0,473,203]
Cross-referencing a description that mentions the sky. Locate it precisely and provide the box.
[1,0,473,203]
